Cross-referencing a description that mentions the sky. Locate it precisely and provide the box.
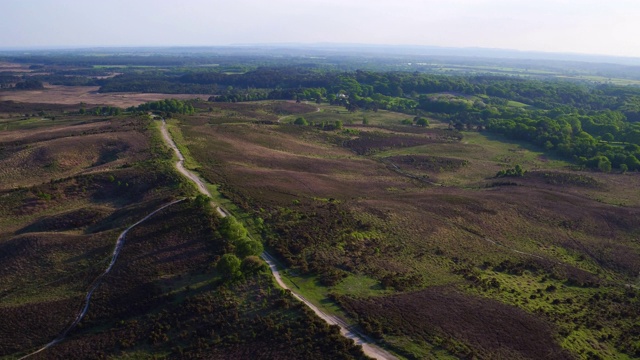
[1,0,639,58]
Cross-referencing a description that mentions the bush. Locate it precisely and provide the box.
[219,216,248,242]
[235,238,264,259]
[293,117,308,125]
[241,256,267,274]
[496,164,525,178]
[416,117,429,127]
[217,254,242,279]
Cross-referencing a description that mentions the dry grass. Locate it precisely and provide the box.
[0,85,211,108]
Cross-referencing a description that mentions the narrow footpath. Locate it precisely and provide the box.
[159,120,396,360]
[19,199,185,359]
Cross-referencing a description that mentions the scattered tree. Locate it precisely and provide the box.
[235,238,264,259]
[217,254,242,279]
[293,117,308,126]
[219,216,248,242]
[416,117,429,127]
[241,256,267,274]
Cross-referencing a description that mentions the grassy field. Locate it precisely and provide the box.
[419,63,640,85]
[174,101,640,359]
[374,131,570,187]
[556,75,640,86]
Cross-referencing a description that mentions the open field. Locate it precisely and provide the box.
[420,63,640,85]
[0,85,211,107]
[556,75,640,86]
[173,101,640,359]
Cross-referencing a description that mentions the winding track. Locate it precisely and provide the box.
[19,199,185,359]
[159,120,396,360]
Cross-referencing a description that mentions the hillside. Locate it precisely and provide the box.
[0,107,367,359]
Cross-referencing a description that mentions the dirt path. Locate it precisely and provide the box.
[158,120,396,360]
[261,252,396,360]
[19,199,185,359]
[159,119,226,218]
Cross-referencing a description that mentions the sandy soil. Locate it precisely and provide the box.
[0,85,212,108]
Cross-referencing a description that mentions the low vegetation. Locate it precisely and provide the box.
[176,101,640,359]
[0,105,367,359]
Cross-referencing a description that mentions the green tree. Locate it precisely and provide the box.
[601,133,615,142]
[217,254,242,279]
[416,117,429,127]
[598,157,612,173]
[293,117,308,125]
[194,194,211,209]
[621,164,629,173]
[335,120,343,130]
[219,216,248,242]
[235,238,264,259]
[514,164,525,176]
[625,155,640,171]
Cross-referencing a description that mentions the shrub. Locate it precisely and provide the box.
[235,238,264,259]
[219,216,248,242]
[217,253,242,279]
[293,117,308,126]
[241,256,267,274]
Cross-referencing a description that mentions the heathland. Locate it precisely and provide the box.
[1,49,640,359]
[0,102,367,359]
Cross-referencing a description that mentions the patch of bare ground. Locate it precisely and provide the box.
[0,85,211,108]
[337,287,573,360]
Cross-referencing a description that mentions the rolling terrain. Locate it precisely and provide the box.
[2,50,640,359]
[0,104,368,359]
[170,101,640,359]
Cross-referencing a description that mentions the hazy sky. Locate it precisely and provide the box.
[2,0,639,57]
